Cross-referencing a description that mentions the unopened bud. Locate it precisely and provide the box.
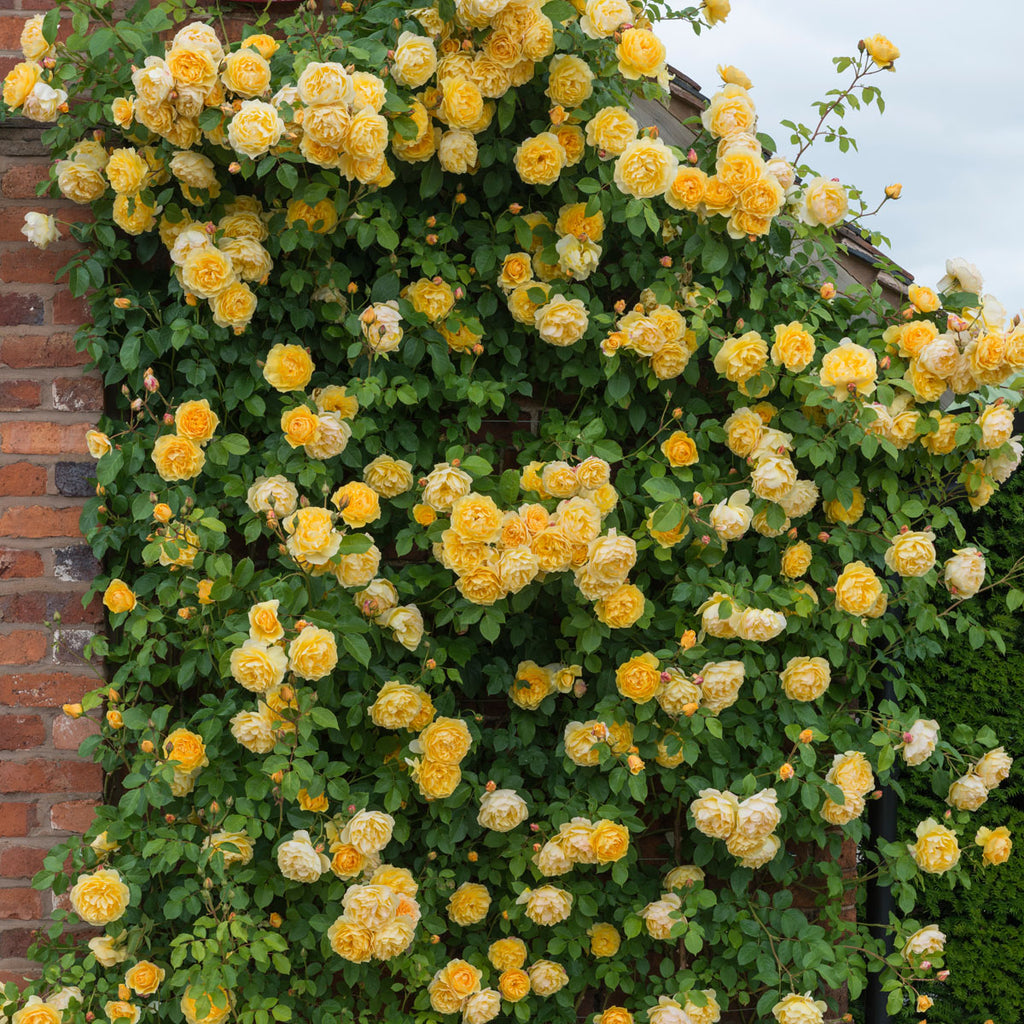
[271,770,284,784]
[820,282,836,300]
[798,728,814,744]
[163,412,174,424]
[660,256,672,268]
[679,629,696,650]
[165,813,176,824]
[700,534,710,545]
[692,492,704,506]
[529,822,540,832]
[936,970,949,981]
[818,531,830,542]
[879,355,891,369]
[426,658,437,669]
[63,703,83,718]
[885,183,903,200]
[573,679,587,697]
[426,216,436,228]
[472,343,484,355]
[509,203,522,214]
[660,671,672,683]
[468,851,478,862]
[113,297,131,309]
[532,842,542,852]
[454,286,464,300]
[682,702,699,717]
[686,148,698,164]
[778,762,795,781]
[140,739,154,753]
[455,192,467,204]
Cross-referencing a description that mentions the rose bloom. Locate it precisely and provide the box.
[863,34,899,68]
[498,968,531,1002]
[284,507,342,566]
[714,331,768,384]
[152,434,205,481]
[89,934,127,967]
[660,429,698,467]
[823,487,864,526]
[723,407,763,457]
[278,829,330,883]
[616,26,666,79]
[975,746,1013,790]
[834,561,883,616]
[978,403,1015,449]
[546,53,593,107]
[124,960,165,997]
[102,578,136,615]
[586,105,638,156]
[392,32,437,87]
[448,882,491,925]
[701,83,755,138]
[826,751,874,799]
[379,604,424,650]
[614,652,661,704]
[331,481,381,529]
[947,773,988,811]
[515,132,567,185]
[211,282,257,333]
[175,398,219,444]
[517,885,573,925]
[70,868,130,925]
[163,728,207,774]
[778,656,830,702]
[691,788,739,839]
[900,718,940,766]
[884,530,936,577]
[772,993,826,1024]
[819,338,877,400]
[779,540,812,579]
[976,825,1012,866]
[412,758,461,800]
[613,137,678,199]
[641,892,683,940]
[477,788,528,832]
[204,830,254,867]
[227,100,284,157]
[327,917,373,964]
[771,322,816,372]
[462,989,501,1024]
[264,343,314,391]
[11,997,62,1024]
[360,454,413,498]
[594,582,646,628]
[903,924,945,960]
[589,819,629,863]
[281,407,319,449]
[288,625,338,681]
[488,937,527,971]
[797,177,848,228]
[245,475,298,517]
[414,716,472,764]
[535,294,589,347]
[908,818,960,874]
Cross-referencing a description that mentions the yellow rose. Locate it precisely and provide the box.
[106,148,148,196]
[771,322,816,372]
[362,455,414,498]
[978,403,1015,449]
[57,160,107,204]
[174,398,219,444]
[209,280,257,333]
[947,773,988,811]
[280,406,319,449]
[330,481,381,529]
[498,252,534,293]
[826,751,874,799]
[615,652,661,704]
[714,331,768,384]
[11,997,62,1024]
[863,34,899,68]
[221,48,270,98]
[415,716,472,763]
[182,248,236,300]
[920,412,958,456]
[488,937,527,971]
[509,660,554,710]
[112,193,159,236]
[288,625,338,680]
[448,882,491,925]
[263,343,314,392]
[498,969,530,1002]
[660,430,698,467]
[392,32,437,87]
[589,819,629,863]
[666,166,708,211]
[834,561,884,616]
[448,492,502,543]
[379,604,424,651]
[227,100,284,157]
[908,284,940,313]
[327,917,373,964]
[527,960,568,997]
[597,1008,634,1024]
[152,434,205,481]
[229,640,287,693]
[514,132,567,185]
[584,921,621,957]
[3,61,42,109]
[780,541,812,579]
[546,53,593,108]
[535,294,589,346]
[823,486,865,525]
[798,176,848,228]
[701,83,755,138]
[722,407,763,457]
[908,818,960,874]
[884,530,936,577]
[594,582,646,628]
[772,994,827,1024]
[403,278,454,322]
[616,27,666,79]
[124,960,165,996]
[975,825,1012,866]
[102,578,137,615]
[975,746,1012,789]
[779,656,830,702]
[166,44,217,92]
[70,868,130,925]
[284,506,342,566]
[819,338,877,400]
[585,105,638,158]
[613,137,678,199]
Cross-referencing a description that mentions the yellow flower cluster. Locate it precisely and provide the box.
[3,29,67,122]
[821,751,874,824]
[427,959,489,1016]
[690,787,781,868]
[601,298,698,380]
[947,745,1013,812]
[532,816,629,875]
[509,659,582,709]
[408,716,473,800]
[563,718,634,766]
[697,591,788,644]
[151,397,218,482]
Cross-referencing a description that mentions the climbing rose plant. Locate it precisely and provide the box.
[3,1,1022,1023]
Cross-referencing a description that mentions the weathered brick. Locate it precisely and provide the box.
[0,802,32,837]
[0,759,102,795]
[52,713,98,751]
[0,713,45,749]
[54,461,95,497]
[0,547,43,579]
[52,375,102,412]
[50,798,98,832]
[1,332,87,368]
[52,291,90,325]
[0,162,49,200]
[52,627,95,663]
[0,292,44,326]
[0,505,82,538]
[46,591,102,626]
[0,889,42,920]
[0,591,45,623]
[0,461,46,496]
[0,844,48,879]
[0,671,93,707]
[53,545,97,582]
[0,420,90,455]
[0,928,37,962]
[0,380,40,410]
[0,629,48,663]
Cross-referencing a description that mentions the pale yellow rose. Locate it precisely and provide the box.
[546,53,593,108]
[392,33,437,88]
[478,788,528,831]
[488,937,528,970]
[327,917,374,963]
[884,530,936,577]
[834,561,883,616]
[447,882,490,925]
[613,136,678,199]
[230,639,288,693]
[535,294,589,346]
[826,751,874,798]
[594,582,646,628]
[70,868,130,925]
[616,27,666,79]
[975,746,1012,790]
[947,773,988,811]
[780,541,812,579]
[3,61,42,109]
[779,656,830,701]
[701,83,755,138]
[975,825,1012,866]
[908,818,960,874]
[585,105,638,157]
[288,625,338,680]
[772,993,826,1024]
[823,486,865,525]
[284,506,342,566]
[714,331,768,384]
[517,885,572,925]
[641,893,683,940]
[900,718,940,766]
[771,322,816,372]
[691,788,738,839]
[379,604,424,650]
[902,925,945,960]
[227,100,284,157]
[798,176,848,228]
[700,659,746,714]
[863,34,900,68]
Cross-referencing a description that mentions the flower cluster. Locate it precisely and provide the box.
[601,297,699,380]
[691,787,782,868]
[532,816,629,875]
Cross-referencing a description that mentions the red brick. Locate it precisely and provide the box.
[0,845,48,878]
[0,247,74,285]
[0,713,45,749]
[1,331,87,368]
[0,162,49,200]
[50,798,98,832]
[0,889,42,920]
[0,802,32,836]
[0,759,102,795]
[52,291,90,325]
[0,505,82,537]
[0,292,44,326]
[47,592,102,626]
[0,15,28,49]
[0,592,45,622]
[0,928,37,961]
[0,629,48,663]
[52,374,102,412]
[0,461,47,495]
[0,547,43,579]
[52,713,98,750]
[0,421,90,455]
[0,671,93,706]
[0,381,41,410]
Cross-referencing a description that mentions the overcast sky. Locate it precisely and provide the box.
[657,1,1024,314]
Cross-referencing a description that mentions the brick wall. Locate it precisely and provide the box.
[1,3,105,984]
